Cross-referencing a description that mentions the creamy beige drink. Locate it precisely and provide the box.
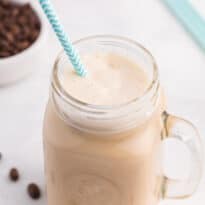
[43,36,203,205]
[61,53,150,105]
[44,50,165,205]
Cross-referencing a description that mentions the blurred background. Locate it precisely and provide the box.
[0,0,205,204]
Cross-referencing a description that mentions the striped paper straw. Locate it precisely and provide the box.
[162,0,205,51]
[39,0,87,77]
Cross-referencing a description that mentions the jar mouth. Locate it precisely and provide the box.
[52,35,159,113]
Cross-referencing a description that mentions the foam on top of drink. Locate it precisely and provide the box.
[61,52,149,105]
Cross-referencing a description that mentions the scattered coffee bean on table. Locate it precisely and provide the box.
[27,183,41,200]
[0,0,41,58]
[9,168,19,181]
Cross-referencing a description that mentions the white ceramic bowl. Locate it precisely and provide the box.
[0,0,48,85]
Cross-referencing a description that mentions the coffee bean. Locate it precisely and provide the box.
[0,0,10,9]
[3,17,11,26]
[34,21,41,31]
[17,41,29,50]
[0,7,5,18]
[0,1,41,58]
[29,31,39,42]
[11,8,19,17]
[27,183,41,200]
[21,3,31,11]
[0,40,10,49]
[18,16,27,26]
[9,168,19,181]
[0,27,8,38]
[6,32,14,43]
[0,51,10,58]
[11,25,21,36]
[13,48,19,55]
[22,27,30,38]
[0,22,3,30]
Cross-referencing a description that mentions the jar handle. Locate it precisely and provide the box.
[161,111,203,199]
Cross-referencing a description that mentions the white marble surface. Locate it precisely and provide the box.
[0,0,205,204]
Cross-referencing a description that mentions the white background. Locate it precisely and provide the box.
[0,0,205,204]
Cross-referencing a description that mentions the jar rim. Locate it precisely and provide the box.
[52,35,159,113]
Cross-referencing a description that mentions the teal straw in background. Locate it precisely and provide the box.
[39,0,87,77]
[162,0,205,51]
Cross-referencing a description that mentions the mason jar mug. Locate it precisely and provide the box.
[43,35,203,205]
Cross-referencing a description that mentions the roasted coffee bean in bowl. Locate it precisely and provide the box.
[0,1,41,58]
[0,0,48,85]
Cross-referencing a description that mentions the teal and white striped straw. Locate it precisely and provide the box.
[39,0,87,77]
[162,0,205,51]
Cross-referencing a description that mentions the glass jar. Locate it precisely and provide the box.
[43,35,203,205]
